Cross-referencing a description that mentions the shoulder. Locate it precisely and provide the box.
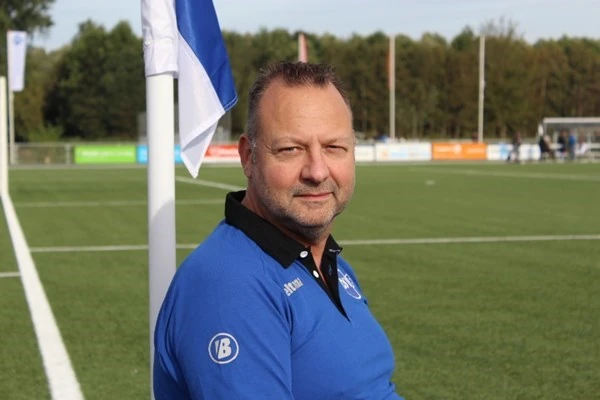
[173,221,281,297]
[155,221,291,356]
[168,222,284,304]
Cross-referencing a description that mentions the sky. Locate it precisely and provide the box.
[33,0,600,50]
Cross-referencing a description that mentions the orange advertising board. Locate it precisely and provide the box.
[205,144,239,158]
[204,144,240,163]
[431,142,487,160]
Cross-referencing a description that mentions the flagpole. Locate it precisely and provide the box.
[477,35,485,143]
[298,32,307,62]
[389,34,396,141]
[7,34,15,165]
[146,73,176,391]
[8,91,15,164]
[0,77,8,197]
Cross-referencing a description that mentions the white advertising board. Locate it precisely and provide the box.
[487,144,541,161]
[355,145,375,162]
[375,143,432,162]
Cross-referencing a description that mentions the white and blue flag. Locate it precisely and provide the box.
[7,31,28,92]
[142,0,237,177]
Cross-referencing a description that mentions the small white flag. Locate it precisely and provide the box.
[7,31,28,92]
[142,0,238,177]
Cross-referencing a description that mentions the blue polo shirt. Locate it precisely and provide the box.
[154,191,404,399]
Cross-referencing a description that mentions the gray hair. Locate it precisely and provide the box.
[245,61,352,151]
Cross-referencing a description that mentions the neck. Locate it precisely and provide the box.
[241,190,331,266]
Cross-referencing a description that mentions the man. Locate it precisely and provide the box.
[507,131,522,163]
[153,61,404,399]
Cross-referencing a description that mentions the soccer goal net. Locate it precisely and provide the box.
[541,117,600,161]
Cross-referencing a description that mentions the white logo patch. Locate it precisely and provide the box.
[208,333,239,364]
[338,268,362,299]
[283,278,304,296]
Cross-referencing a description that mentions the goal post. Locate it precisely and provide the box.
[541,117,600,161]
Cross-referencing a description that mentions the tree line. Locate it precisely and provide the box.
[2,2,600,142]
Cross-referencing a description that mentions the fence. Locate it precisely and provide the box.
[8,141,600,166]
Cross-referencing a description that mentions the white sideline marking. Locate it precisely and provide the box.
[29,234,600,253]
[410,167,600,182]
[0,271,20,279]
[30,244,192,253]
[1,195,84,400]
[176,176,243,191]
[14,198,221,208]
[31,244,150,253]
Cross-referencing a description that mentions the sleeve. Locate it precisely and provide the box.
[154,258,294,400]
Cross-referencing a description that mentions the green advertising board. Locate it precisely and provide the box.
[74,145,137,164]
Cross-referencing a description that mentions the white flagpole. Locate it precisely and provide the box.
[389,34,396,141]
[298,33,308,62]
[146,73,176,389]
[478,35,485,143]
[8,91,15,165]
[0,77,7,196]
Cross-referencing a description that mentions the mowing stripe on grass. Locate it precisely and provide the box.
[410,167,600,182]
[0,271,20,278]
[28,234,600,253]
[1,195,83,400]
[14,198,222,208]
[176,176,244,191]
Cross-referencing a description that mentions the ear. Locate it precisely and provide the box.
[238,134,253,178]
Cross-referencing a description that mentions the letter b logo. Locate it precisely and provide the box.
[209,333,239,364]
[217,338,232,359]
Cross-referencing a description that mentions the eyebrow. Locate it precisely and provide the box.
[269,134,354,146]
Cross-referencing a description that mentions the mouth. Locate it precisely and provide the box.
[295,192,332,200]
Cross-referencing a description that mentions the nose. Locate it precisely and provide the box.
[301,147,330,184]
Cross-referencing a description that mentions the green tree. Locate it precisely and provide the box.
[45,20,144,140]
[447,27,479,137]
[0,0,55,75]
[13,46,62,141]
[480,19,532,137]
[102,21,145,139]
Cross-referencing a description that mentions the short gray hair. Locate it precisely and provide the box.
[246,61,351,149]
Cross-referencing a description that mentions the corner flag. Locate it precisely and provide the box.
[142,0,238,178]
[7,31,28,92]
[141,1,237,396]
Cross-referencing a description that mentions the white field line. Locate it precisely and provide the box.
[409,167,600,182]
[12,163,241,171]
[176,176,244,191]
[0,271,20,278]
[1,195,83,399]
[31,244,185,253]
[29,234,600,253]
[14,198,222,208]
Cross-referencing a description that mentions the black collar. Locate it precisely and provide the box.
[224,191,342,268]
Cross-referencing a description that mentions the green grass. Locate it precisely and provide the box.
[0,201,17,273]
[0,202,49,399]
[2,162,599,399]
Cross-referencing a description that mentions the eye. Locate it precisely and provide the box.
[277,146,302,155]
[326,145,347,153]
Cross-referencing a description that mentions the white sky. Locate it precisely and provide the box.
[33,0,600,50]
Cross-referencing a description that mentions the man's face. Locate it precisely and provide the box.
[243,81,355,243]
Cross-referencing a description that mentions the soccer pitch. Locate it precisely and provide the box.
[1,162,599,399]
